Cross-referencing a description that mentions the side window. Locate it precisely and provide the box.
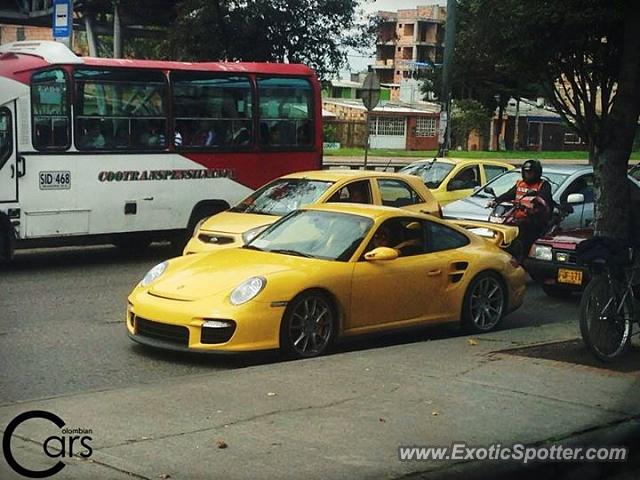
[378,179,424,207]
[364,218,426,258]
[562,175,595,203]
[172,73,253,149]
[258,77,313,148]
[427,221,470,252]
[31,69,70,150]
[74,68,167,151]
[484,165,508,182]
[328,180,373,204]
[448,165,480,191]
[0,108,12,170]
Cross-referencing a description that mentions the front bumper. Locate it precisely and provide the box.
[523,258,589,290]
[126,291,285,353]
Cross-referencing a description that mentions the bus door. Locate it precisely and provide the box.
[0,102,18,203]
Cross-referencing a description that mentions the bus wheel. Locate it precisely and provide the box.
[0,223,13,266]
[0,229,7,265]
[173,202,228,253]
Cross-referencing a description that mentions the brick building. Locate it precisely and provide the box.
[323,99,440,150]
[372,4,446,101]
[0,24,52,44]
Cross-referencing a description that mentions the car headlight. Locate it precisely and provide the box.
[230,276,266,305]
[140,261,168,287]
[531,244,552,261]
[242,225,269,244]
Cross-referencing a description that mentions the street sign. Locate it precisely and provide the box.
[52,0,72,46]
[361,72,381,111]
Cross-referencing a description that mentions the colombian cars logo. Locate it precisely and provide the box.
[2,410,93,478]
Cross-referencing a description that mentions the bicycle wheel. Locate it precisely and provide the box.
[579,274,633,362]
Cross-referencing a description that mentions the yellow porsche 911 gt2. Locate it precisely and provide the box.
[127,204,526,358]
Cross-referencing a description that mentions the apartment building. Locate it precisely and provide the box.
[373,4,446,101]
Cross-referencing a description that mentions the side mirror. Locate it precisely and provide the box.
[364,247,399,261]
[484,186,496,197]
[567,193,584,204]
[473,185,481,193]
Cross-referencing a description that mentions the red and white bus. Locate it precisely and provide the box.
[0,41,322,261]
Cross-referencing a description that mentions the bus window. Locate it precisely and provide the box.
[73,69,167,151]
[258,77,313,148]
[0,108,12,170]
[31,69,70,150]
[171,73,253,149]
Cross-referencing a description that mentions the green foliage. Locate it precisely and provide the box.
[450,99,491,150]
[323,123,339,143]
[166,0,372,79]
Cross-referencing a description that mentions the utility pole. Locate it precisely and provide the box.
[361,69,381,169]
[113,1,122,58]
[438,0,457,157]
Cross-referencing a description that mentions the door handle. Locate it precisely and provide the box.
[427,269,442,276]
[17,156,26,178]
[10,165,15,179]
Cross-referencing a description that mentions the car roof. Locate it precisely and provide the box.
[282,169,428,183]
[404,157,513,167]
[303,202,427,220]
[538,164,592,174]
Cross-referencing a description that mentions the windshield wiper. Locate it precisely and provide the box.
[269,249,315,258]
[243,244,263,251]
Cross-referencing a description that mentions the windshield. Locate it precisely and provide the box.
[473,170,569,198]
[230,178,334,216]
[249,210,373,261]
[399,161,455,188]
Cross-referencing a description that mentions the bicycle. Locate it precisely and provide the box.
[577,237,639,362]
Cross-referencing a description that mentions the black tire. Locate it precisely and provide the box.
[279,291,336,358]
[541,284,575,299]
[461,272,507,334]
[174,203,226,253]
[0,229,7,266]
[579,275,632,362]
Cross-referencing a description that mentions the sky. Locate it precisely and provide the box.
[343,0,446,77]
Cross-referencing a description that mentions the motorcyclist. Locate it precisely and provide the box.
[488,159,553,257]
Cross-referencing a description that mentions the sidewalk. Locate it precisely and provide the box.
[1,320,638,479]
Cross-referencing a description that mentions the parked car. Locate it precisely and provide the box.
[525,175,640,298]
[443,165,597,231]
[183,170,442,255]
[399,158,514,205]
[128,204,526,358]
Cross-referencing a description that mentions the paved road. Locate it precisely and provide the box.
[0,244,581,405]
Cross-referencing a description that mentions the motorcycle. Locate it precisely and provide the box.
[483,186,572,261]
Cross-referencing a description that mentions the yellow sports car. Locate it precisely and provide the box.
[183,170,442,255]
[128,204,526,358]
[399,158,515,205]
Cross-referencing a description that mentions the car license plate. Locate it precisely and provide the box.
[558,268,582,285]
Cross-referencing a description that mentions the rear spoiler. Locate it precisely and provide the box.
[449,220,519,249]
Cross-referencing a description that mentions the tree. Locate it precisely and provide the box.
[451,99,491,150]
[74,0,179,57]
[449,0,640,240]
[166,0,372,79]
